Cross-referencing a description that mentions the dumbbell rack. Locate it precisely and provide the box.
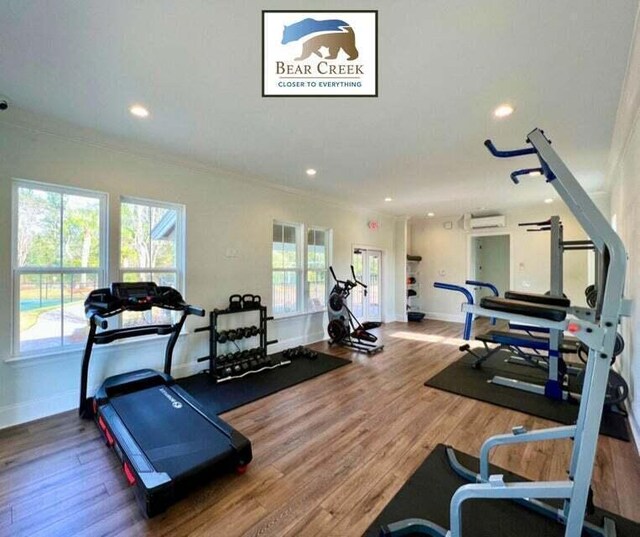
[195,304,286,382]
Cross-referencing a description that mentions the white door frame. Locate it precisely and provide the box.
[466,231,514,300]
[352,244,385,322]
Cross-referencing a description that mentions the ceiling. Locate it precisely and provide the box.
[0,0,637,217]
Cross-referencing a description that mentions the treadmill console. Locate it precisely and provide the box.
[84,281,199,319]
[111,281,159,307]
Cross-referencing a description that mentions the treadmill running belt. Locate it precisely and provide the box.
[110,386,233,478]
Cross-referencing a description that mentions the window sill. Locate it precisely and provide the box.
[5,331,190,365]
[273,309,327,321]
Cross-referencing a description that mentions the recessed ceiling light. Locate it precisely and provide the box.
[427,212,435,217]
[384,197,393,202]
[529,170,542,176]
[544,198,554,204]
[493,104,514,118]
[129,104,149,118]
[306,168,317,177]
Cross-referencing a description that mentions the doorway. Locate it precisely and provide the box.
[469,235,510,301]
[351,248,382,322]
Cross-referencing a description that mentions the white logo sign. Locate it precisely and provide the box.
[263,11,378,97]
[159,387,183,409]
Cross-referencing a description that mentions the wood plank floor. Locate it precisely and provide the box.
[1,319,639,537]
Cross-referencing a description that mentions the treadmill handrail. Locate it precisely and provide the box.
[79,284,204,418]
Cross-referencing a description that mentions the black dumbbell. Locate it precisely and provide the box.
[217,353,227,364]
[233,364,242,374]
[223,366,233,377]
[307,350,318,360]
[217,330,228,343]
[227,329,238,341]
[231,351,242,362]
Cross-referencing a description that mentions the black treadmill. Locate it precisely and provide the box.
[78,282,252,517]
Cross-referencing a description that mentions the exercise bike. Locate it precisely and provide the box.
[326,265,384,355]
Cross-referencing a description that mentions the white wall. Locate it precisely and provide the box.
[473,235,510,300]
[394,217,408,321]
[608,9,640,449]
[409,202,608,323]
[0,111,398,429]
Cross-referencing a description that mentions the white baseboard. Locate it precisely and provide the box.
[268,331,327,353]
[0,388,78,430]
[0,331,329,430]
[424,312,466,324]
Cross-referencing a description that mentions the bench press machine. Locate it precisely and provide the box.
[382,129,631,537]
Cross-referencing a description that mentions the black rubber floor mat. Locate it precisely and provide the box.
[364,444,639,536]
[178,351,350,415]
[424,350,629,441]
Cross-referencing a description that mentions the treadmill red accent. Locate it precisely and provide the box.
[79,282,252,517]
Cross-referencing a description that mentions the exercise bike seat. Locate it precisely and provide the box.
[480,296,567,322]
[504,291,570,308]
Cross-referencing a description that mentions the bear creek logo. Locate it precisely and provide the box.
[263,11,377,97]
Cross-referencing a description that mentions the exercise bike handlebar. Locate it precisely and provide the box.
[351,265,367,288]
[329,265,365,291]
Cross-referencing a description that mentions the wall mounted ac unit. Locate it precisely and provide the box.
[463,214,506,231]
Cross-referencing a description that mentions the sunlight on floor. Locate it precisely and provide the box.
[389,331,482,348]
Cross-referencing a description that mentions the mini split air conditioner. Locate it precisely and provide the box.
[463,214,506,231]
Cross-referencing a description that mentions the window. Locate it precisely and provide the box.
[272,222,301,315]
[272,222,331,315]
[306,228,330,311]
[13,181,107,354]
[120,198,185,326]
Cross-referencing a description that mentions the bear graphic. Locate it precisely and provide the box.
[281,18,359,61]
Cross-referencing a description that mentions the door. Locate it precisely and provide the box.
[352,249,382,322]
[470,235,510,301]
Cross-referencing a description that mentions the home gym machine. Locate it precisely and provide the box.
[382,129,631,537]
[79,282,252,517]
[453,215,628,410]
[327,265,384,355]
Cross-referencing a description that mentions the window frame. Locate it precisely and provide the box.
[272,220,332,317]
[272,220,304,316]
[304,226,332,313]
[11,179,109,357]
[118,195,186,294]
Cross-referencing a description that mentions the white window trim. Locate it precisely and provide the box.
[305,226,333,313]
[272,220,304,316]
[119,196,186,294]
[11,179,109,358]
[272,221,333,318]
